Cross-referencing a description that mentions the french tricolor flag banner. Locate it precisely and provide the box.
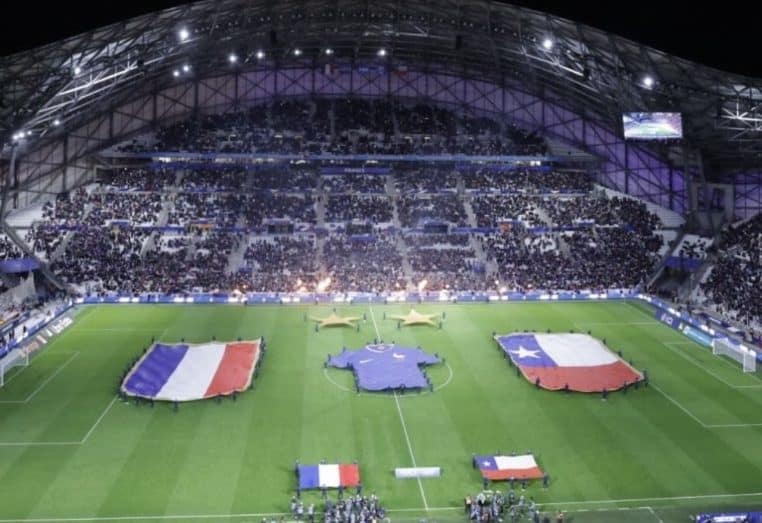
[495,333,642,393]
[298,464,360,489]
[121,340,261,401]
[473,454,544,480]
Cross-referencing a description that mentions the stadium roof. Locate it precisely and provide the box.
[1,0,761,176]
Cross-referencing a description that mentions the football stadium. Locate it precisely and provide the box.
[0,1,761,522]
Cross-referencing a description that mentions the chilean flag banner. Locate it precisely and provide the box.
[121,340,261,401]
[473,454,544,480]
[495,333,642,393]
[298,463,361,489]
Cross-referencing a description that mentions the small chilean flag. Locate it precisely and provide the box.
[298,463,360,489]
[474,454,544,481]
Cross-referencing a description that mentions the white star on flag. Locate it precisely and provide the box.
[482,461,491,467]
[510,346,541,359]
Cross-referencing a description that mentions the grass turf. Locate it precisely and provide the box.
[1,300,761,522]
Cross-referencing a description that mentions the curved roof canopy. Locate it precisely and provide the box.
[1,0,761,175]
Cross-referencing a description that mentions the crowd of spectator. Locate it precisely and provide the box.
[127,97,549,157]
[324,234,407,292]
[395,168,458,193]
[105,167,176,191]
[397,194,468,227]
[464,169,592,194]
[322,174,386,194]
[701,215,762,328]
[471,195,544,228]
[325,196,392,223]
[0,235,23,260]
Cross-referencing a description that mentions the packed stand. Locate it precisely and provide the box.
[494,227,660,291]
[245,236,319,293]
[323,234,407,292]
[397,195,468,227]
[104,167,176,191]
[395,168,458,193]
[463,169,592,194]
[471,195,544,228]
[321,174,386,194]
[700,214,762,327]
[0,235,23,260]
[325,196,392,223]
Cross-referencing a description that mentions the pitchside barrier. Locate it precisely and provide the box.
[0,301,75,387]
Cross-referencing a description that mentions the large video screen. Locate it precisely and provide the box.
[623,112,683,139]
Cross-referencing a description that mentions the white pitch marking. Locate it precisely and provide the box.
[647,506,665,523]
[0,352,80,404]
[393,391,429,511]
[80,396,119,443]
[661,341,762,389]
[368,305,429,511]
[649,383,707,427]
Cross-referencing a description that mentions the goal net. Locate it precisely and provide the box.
[712,337,757,373]
[0,348,29,387]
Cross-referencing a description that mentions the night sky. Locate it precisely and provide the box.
[0,0,760,77]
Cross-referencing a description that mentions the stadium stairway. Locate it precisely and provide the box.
[395,235,414,289]
[1,221,67,291]
[531,202,555,227]
[646,229,687,289]
[463,196,479,228]
[316,235,327,275]
[470,234,489,272]
[226,235,250,274]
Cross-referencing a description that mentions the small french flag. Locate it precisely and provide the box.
[298,463,360,489]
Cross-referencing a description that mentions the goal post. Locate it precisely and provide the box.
[0,348,29,387]
[712,337,757,373]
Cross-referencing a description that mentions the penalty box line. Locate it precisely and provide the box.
[650,383,762,429]
[660,341,762,390]
[368,305,430,512]
[0,395,119,447]
[0,351,80,404]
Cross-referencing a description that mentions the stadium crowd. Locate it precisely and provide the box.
[20,159,674,296]
[135,98,549,157]
[700,214,762,329]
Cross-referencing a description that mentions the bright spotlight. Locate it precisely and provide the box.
[53,119,61,127]
[256,50,265,60]
[377,48,387,57]
[542,38,553,50]
[228,53,238,63]
[182,64,191,73]
[293,48,302,56]
[178,28,190,41]
[316,277,332,292]
[73,66,82,76]
[643,75,654,88]
[325,48,333,55]
[173,69,180,77]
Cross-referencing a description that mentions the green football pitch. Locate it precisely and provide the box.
[1,300,762,522]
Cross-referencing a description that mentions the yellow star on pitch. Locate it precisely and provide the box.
[310,312,362,328]
[387,309,441,326]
